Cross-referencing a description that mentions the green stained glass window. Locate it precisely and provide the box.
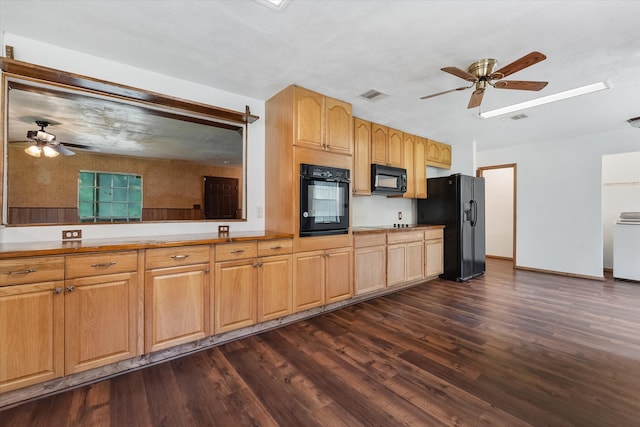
[78,171,143,222]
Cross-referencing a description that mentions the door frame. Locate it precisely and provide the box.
[477,163,517,268]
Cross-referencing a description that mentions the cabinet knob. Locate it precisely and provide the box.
[53,287,63,294]
[66,286,75,293]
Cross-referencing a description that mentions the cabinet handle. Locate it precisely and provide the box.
[91,261,117,268]
[54,287,63,294]
[270,246,282,250]
[230,249,245,254]
[204,268,210,274]
[66,286,75,293]
[171,254,190,260]
[5,268,37,275]
[252,262,261,268]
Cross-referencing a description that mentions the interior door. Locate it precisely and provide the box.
[204,176,239,219]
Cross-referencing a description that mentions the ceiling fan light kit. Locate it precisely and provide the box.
[421,51,549,109]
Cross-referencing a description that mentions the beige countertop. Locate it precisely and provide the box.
[352,224,445,235]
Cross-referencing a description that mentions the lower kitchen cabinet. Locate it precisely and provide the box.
[65,271,139,374]
[387,231,425,286]
[257,254,293,322]
[145,246,211,353]
[214,259,257,333]
[425,229,444,277]
[293,247,352,312]
[0,280,65,393]
[354,234,386,295]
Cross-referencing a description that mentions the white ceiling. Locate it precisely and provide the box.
[2,0,640,151]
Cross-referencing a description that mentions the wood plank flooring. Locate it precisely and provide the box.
[2,259,640,426]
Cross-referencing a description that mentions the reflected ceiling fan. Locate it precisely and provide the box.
[14,120,98,158]
[420,51,548,109]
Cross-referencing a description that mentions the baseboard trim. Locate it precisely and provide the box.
[515,265,605,281]
[486,255,513,261]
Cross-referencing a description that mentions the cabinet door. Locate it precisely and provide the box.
[326,97,353,155]
[257,255,292,322]
[65,272,138,374]
[387,128,404,168]
[414,137,427,199]
[0,281,64,393]
[294,87,324,150]
[354,245,386,295]
[439,143,452,169]
[293,251,325,312]
[325,248,353,304]
[426,239,444,277]
[371,123,388,165]
[405,241,425,282]
[426,139,440,163]
[353,118,372,195]
[387,244,407,287]
[403,133,415,198]
[145,264,210,352]
[215,260,257,334]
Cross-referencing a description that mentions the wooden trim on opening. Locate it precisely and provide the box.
[515,265,606,282]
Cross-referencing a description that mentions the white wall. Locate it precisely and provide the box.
[1,34,266,243]
[478,128,640,278]
[483,167,514,258]
[602,151,640,269]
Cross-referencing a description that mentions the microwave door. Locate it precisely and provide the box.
[376,174,399,189]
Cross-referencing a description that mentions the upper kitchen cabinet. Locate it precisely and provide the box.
[426,139,452,169]
[353,117,372,195]
[294,86,353,155]
[371,123,403,168]
[402,133,416,198]
[414,136,428,199]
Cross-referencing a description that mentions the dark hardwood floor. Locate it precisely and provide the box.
[2,259,640,426]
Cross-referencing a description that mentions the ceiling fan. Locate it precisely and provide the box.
[420,51,549,109]
[16,120,98,158]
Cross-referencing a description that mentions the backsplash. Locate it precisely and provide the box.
[352,195,416,227]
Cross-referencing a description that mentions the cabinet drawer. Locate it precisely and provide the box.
[257,239,293,257]
[0,256,65,286]
[145,245,210,270]
[215,242,258,262]
[354,233,386,248]
[425,228,444,241]
[66,251,138,279]
[387,230,424,244]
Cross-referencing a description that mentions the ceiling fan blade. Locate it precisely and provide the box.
[491,51,546,79]
[62,142,101,151]
[49,143,76,156]
[442,67,478,82]
[420,85,471,100]
[467,89,485,109]
[493,80,548,91]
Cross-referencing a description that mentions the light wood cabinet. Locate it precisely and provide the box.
[414,136,428,199]
[353,117,372,195]
[293,247,352,312]
[65,250,139,374]
[354,234,386,295]
[294,86,353,155]
[425,229,444,277]
[215,239,293,333]
[145,245,211,353]
[387,231,425,286]
[371,123,403,167]
[0,274,64,393]
[426,139,452,169]
[403,133,416,198]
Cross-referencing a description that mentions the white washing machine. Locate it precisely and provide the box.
[613,221,640,281]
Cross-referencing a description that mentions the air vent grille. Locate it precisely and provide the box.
[509,113,528,120]
[358,89,388,101]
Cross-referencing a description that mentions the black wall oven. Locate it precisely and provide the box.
[299,163,350,237]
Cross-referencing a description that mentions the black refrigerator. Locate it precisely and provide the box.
[417,174,485,282]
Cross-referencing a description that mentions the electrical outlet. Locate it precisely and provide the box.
[256,206,263,218]
[218,225,230,234]
[398,211,402,220]
[62,229,82,240]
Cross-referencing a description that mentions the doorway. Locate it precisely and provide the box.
[203,176,239,219]
[477,164,517,265]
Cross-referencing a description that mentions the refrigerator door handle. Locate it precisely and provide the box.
[470,199,477,227]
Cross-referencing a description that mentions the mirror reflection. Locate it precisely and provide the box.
[5,79,246,225]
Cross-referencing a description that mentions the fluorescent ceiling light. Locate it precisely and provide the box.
[479,81,611,119]
[253,0,292,11]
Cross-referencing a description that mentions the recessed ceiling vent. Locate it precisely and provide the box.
[358,89,388,101]
[509,113,529,120]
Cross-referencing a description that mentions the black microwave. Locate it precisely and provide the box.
[371,164,407,195]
